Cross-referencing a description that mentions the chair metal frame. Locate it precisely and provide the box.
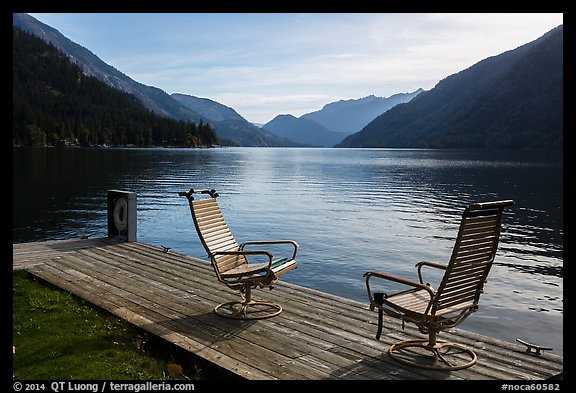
[364,200,514,370]
[179,188,298,320]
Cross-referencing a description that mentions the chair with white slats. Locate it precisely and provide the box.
[179,188,298,320]
[364,199,514,370]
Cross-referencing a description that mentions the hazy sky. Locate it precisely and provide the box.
[29,13,563,124]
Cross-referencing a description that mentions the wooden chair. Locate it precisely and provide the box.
[179,188,298,320]
[364,200,514,370]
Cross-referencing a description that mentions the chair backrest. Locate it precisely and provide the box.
[189,197,248,279]
[432,200,514,315]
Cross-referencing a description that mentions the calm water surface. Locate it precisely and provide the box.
[12,147,563,356]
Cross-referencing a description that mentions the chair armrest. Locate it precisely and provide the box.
[240,240,299,261]
[363,271,435,310]
[212,250,273,271]
[415,261,447,284]
[212,249,274,262]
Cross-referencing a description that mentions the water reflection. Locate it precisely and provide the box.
[496,261,563,279]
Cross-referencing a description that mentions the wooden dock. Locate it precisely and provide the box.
[13,237,563,380]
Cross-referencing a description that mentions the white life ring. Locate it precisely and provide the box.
[113,197,128,233]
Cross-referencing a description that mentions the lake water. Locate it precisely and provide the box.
[12,147,563,356]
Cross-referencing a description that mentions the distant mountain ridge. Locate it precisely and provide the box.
[170,93,303,146]
[336,25,563,148]
[171,93,244,123]
[264,90,423,146]
[302,90,423,134]
[12,13,299,147]
[263,115,346,147]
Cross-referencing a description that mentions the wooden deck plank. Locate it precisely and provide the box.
[12,237,120,269]
[13,238,563,380]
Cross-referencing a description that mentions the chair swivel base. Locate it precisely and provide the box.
[389,339,477,371]
[214,299,283,320]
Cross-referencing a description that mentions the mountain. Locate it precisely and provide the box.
[13,13,299,147]
[336,26,563,148]
[263,115,346,147]
[302,90,423,134]
[13,27,219,147]
[171,94,245,123]
[171,93,303,146]
[263,90,423,147]
[12,13,203,123]
[206,117,306,147]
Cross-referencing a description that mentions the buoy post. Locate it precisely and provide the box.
[107,190,137,241]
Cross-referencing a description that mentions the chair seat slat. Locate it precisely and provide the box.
[386,290,431,314]
[221,262,269,278]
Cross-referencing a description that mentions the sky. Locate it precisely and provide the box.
[29,13,563,125]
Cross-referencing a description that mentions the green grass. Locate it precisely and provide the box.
[12,270,225,380]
